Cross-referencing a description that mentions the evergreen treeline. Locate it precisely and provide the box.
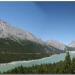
[3,52,75,74]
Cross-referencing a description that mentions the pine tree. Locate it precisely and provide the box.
[71,57,75,73]
[64,51,71,73]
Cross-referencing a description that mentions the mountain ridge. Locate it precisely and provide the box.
[0,20,68,63]
[47,40,66,50]
[0,20,61,63]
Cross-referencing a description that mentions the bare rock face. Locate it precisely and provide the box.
[47,40,65,50]
[0,19,44,45]
[68,41,75,48]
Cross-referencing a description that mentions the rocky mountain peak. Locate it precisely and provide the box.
[68,41,75,47]
[47,40,65,50]
[0,19,45,45]
[0,20,7,29]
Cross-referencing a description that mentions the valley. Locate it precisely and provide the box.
[0,20,74,73]
[0,1,75,74]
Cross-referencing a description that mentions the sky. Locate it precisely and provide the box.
[0,1,75,44]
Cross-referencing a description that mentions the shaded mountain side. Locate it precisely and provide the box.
[0,38,49,53]
[0,38,50,63]
[0,38,65,63]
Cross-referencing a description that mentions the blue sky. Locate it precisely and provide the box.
[0,2,75,44]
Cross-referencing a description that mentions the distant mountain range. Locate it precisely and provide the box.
[47,40,75,51]
[0,20,74,63]
[47,40,65,50]
[68,41,75,47]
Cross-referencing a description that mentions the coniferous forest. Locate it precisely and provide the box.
[2,52,75,74]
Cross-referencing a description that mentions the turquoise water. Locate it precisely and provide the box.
[0,52,75,73]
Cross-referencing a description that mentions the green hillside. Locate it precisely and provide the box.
[0,38,64,63]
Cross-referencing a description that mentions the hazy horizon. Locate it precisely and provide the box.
[0,1,75,44]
